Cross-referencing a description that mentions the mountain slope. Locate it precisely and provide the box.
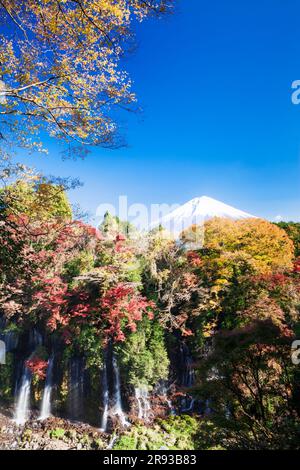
[152,196,256,237]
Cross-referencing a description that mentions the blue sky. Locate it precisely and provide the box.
[18,0,300,223]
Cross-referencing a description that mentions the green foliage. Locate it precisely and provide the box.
[113,434,137,450]
[118,318,169,388]
[1,187,300,450]
[276,221,300,257]
[194,420,226,450]
[158,415,199,449]
[99,212,119,236]
[99,212,137,239]
[123,260,143,284]
[115,416,199,450]
[72,326,103,369]
[194,320,300,449]
[0,181,72,221]
[49,428,66,440]
[0,353,14,401]
[21,428,33,443]
[90,438,105,450]
[63,251,95,282]
[2,322,21,336]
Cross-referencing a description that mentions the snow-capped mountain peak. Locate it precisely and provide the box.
[180,195,255,220]
[152,196,256,238]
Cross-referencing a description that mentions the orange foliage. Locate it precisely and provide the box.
[204,217,294,273]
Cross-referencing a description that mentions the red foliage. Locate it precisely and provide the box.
[293,258,300,274]
[101,283,155,343]
[33,276,70,331]
[251,273,289,289]
[114,233,130,254]
[186,251,203,267]
[181,328,193,337]
[62,328,73,345]
[33,278,95,333]
[182,272,198,288]
[0,216,99,328]
[26,357,48,380]
[115,233,126,242]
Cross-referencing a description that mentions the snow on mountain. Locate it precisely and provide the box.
[152,196,256,239]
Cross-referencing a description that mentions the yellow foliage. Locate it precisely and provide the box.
[204,217,294,274]
[1,181,72,221]
[0,1,173,155]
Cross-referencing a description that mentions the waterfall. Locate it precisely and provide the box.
[68,357,85,421]
[0,317,19,353]
[14,365,32,425]
[181,396,195,412]
[166,397,176,416]
[155,381,176,416]
[180,342,195,387]
[179,342,196,413]
[29,329,42,350]
[205,399,212,415]
[39,356,54,420]
[100,353,109,432]
[107,434,118,450]
[13,328,43,425]
[135,387,151,421]
[3,330,18,352]
[112,352,130,427]
[161,383,176,416]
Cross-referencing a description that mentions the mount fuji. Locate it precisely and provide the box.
[152,196,256,237]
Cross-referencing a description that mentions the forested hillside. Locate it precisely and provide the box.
[0,182,299,450]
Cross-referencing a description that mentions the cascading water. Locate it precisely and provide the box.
[14,328,42,425]
[14,365,32,426]
[112,352,129,427]
[166,397,176,416]
[155,381,176,416]
[39,356,54,420]
[68,357,85,421]
[135,387,151,421]
[225,405,231,420]
[205,399,212,415]
[29,329,42,350]
[0,317,19,353]
[179,342,196,413]
[180,342,195,388]
[100,353,109,432]
[162,384,176,416]
[181,396,195,412]
[3,330,18,353]
[107,434,118,450]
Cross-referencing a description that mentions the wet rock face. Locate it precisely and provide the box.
[67,357,86,421]
[179,342,195,388]
[1,316,198,432]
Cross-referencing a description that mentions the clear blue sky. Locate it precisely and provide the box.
[19,0,300,223]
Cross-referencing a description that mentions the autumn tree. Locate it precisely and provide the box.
[0,180,99,328]
[276,221,300,257]
[196,320,300,450]
[0,180,72,221]
[0,0,173,159]
[204,217,294,274]
[184,218,295,339]
[143,227,210,334]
